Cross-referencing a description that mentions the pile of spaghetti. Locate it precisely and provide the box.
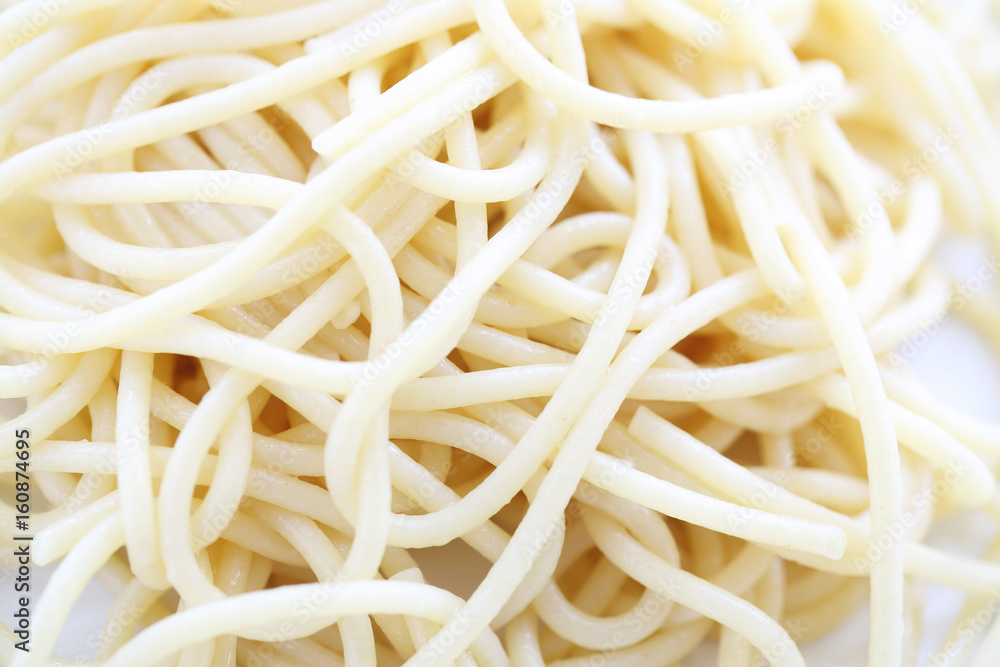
[2,0,1000,664]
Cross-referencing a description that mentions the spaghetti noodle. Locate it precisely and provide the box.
[1,0,1000,665]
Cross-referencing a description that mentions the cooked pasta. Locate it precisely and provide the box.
[1,0,1000,665]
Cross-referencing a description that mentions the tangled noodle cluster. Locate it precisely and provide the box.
[1,0,1000,665]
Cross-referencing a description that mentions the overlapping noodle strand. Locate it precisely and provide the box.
[1,0,1000,666]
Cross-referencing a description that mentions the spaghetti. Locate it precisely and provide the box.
[1,0,1000,665]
